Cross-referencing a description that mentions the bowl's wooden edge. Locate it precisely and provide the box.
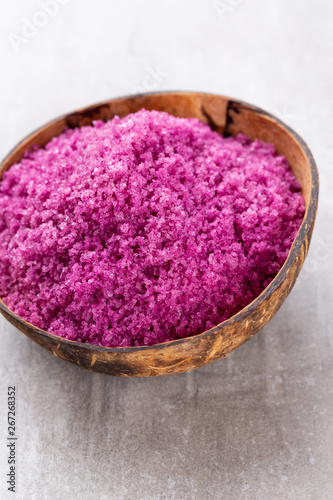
[0,92,230,170]
[0,237,311,377]
[0,91,319,376]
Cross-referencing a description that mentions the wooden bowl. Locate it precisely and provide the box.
[0,92,319,377]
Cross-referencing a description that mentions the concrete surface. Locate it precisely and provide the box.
[0,0,332,498]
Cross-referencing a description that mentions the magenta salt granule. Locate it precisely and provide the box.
[0,109,304,347]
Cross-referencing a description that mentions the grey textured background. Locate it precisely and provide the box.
[0,0,332,499]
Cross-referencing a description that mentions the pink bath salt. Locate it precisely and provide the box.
[0,109,304,347]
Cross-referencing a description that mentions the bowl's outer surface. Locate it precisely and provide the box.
[0,92,319,377]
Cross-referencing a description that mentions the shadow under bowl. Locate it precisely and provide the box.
[0,92,319,377]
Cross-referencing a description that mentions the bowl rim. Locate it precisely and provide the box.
[0,91,319,353]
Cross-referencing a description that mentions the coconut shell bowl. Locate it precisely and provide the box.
[0,92,319,377]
